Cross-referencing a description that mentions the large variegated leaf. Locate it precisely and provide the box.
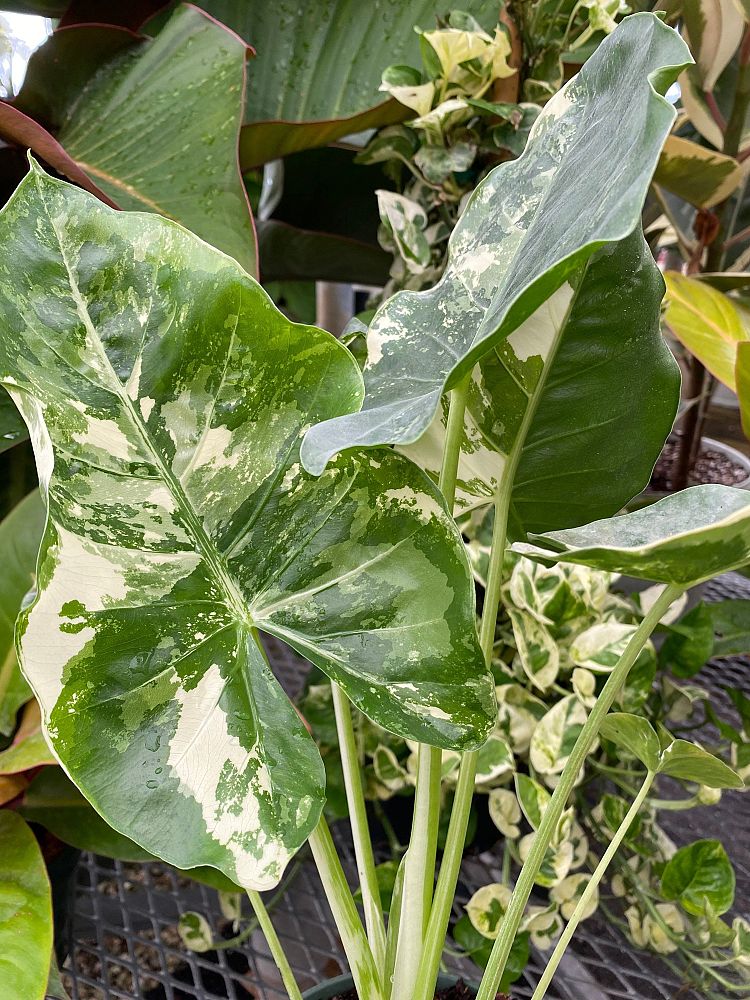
[516,485,750,586]
[399,231,678,531]
[53,5,257,275]
[0,165,493,890]
[681,0,745,91]
[0,491,46,736]
[0,811,52,1000]
[301,15,691,475]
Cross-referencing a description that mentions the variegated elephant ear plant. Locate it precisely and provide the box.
[0,13,746,1000]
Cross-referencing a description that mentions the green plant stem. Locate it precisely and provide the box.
[391,373,470,1000]
[247,890,304,1000]
[413,269,589,1000]
[529,770,656,1000]
[331,681,387,972]
[476,582,684,1000]
[412,470,512,1000]
[309,818,384,1000]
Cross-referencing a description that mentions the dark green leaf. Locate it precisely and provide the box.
[661,839,735,916]
[710,600,750,657]
[660,603,715,678]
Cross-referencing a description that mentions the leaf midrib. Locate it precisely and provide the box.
[38,175,252,632]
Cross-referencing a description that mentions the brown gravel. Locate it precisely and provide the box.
[650,437,748,492]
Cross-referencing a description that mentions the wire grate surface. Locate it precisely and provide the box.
[59,581,750,1000]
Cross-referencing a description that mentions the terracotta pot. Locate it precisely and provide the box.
[302,972,475,999]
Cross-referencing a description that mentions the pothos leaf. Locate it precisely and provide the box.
[301,15,691,474]
[516,485,750,586]
[661,839,735,916]
[599,712,661,772]
[0,811,53,1000]
[657,740,744,788]
[0,164,494,891]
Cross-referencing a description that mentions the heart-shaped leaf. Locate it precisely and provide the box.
[0,491,46,737]
[599,712,661,772]
[0,811,52,1000]
[0,164,493,890]
[399,230,679,532]
[661,839,735,916]
[657,740,744,788]
[515,485,750,586]
[301,15,691,474]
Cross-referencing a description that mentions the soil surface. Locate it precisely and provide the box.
[650,437,748,492]
[331,982,508,1000]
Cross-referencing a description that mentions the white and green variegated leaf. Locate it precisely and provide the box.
[529,695,590,776]
[0,165,494,891]
[514,773,551,830]
[488,788,521,839]
[570,622,656,675]
[521,905,564,949]
[550,873,599,921]
[520,831,574,888]
[474,733,515,787]
[399,230,679,533]
[466,883,513,940]
[0,491,46,736]
[496,684,547,755]
[508,608,559,691]
[301,15,691,476]
[681,0,745,91]
[516,485,750,586]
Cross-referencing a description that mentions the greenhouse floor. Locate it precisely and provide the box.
[58,577,750,1000]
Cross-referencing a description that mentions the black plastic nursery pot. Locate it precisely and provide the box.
[302,973,481,999]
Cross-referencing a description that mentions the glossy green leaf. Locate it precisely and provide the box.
[661,839,735,916]
[0,811,53,1000]
[599,712,661,772]
[657,739,744,788]
[55,5,257,275]
[516,485,750,586]
[400,231,678,532]
[191,1,497,167]
[529,694,588,776]
[13,24,144,132]
[0,491,46,737]
[659,602,715,678]
[301,15,691,475]
[0,165,493,890]
[515,773,550,830]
